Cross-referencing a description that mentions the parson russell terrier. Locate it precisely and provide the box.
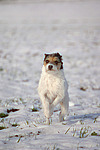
[38,53,69,124]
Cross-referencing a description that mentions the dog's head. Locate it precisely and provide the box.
[43,52,63,72]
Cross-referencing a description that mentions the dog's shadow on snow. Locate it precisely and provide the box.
[66,113,100,125]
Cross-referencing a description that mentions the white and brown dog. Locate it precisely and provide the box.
[38,53,69,124]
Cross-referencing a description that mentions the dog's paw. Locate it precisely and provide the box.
[45,118,50,125]
[59,112,64,122]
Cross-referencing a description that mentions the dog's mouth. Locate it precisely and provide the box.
[46,69,55,72]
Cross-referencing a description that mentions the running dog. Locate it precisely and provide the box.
[38,52,69,124]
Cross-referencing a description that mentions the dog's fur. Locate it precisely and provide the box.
[38,53,69,124]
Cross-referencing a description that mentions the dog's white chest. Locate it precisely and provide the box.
[44,74,58,97]
[38,66,67,103]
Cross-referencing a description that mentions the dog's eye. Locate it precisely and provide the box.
[55,61,59,65]
[46,60,49,63]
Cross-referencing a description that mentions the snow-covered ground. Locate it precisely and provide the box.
[0,0,100,149]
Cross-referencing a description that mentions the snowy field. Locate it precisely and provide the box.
[0,0,100,149]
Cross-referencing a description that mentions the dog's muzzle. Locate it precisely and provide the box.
[45,63,57,71]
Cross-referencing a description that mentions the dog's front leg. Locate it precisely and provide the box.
[40,95,52,125]
[51,95,63,108]
[43,101,50,125]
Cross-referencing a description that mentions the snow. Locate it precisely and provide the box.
[0,0,100,150]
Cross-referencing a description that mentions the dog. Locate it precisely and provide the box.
[38,52,69,124]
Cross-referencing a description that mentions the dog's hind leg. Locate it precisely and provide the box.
[59,97,69,122]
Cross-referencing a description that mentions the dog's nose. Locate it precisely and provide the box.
[48,65,53,70]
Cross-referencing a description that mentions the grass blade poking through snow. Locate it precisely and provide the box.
[79,126,92,138]
[0,113,8,118]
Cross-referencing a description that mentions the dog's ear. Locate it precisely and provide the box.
[56,53,62,59]
[44,53,49,61]
[55,52,63,62]
[56,53,63,69]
